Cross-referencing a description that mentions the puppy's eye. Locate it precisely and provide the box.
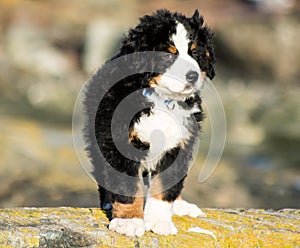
[163,53,175,60]
[191,49,200,59]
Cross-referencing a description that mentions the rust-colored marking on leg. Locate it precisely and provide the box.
[112,183,144,219]
[149,175,164,200]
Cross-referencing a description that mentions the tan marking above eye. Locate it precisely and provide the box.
[168,45,177,54]
[206,50,211,59]
[129,129,138,142]
[190,43,197,51]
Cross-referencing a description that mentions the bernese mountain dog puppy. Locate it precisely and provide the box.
[83,9,215,236]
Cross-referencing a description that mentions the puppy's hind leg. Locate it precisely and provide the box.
[173,195,205,218]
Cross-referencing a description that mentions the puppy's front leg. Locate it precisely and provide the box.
[144,175,179,235]
[109,183,145,237]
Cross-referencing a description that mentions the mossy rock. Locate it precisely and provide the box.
[0,207,299,247]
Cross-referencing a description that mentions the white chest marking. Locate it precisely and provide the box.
[133,94,199,171]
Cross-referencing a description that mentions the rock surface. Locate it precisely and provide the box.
[0,207,299,247]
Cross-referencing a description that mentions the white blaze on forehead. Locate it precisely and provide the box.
[172,22,189,55]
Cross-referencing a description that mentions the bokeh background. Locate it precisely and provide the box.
[0,0,299,210]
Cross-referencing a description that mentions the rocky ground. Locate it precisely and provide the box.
[0,207,299,247]
[0,0,299,210]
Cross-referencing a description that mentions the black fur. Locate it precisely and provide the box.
[83,9,215,210]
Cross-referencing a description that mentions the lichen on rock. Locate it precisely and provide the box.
[0,207,299,247]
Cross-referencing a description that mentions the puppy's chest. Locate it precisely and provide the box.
[133,101,196,151]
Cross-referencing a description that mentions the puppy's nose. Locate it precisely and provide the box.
[186,70,199,84]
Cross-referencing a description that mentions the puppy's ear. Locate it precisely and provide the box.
[191,10,203,26]
[192,10,199,19]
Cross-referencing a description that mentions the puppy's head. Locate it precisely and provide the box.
[121,9,215,100]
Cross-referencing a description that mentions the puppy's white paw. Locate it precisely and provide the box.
[145,219,178,235]
[144,197,177,236]
[173,199,205,217]
[109,218,145,237]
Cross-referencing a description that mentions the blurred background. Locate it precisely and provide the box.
[0,0,299,210]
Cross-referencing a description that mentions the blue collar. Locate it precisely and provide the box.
[142,88,154,98]
[142,88,174,109]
